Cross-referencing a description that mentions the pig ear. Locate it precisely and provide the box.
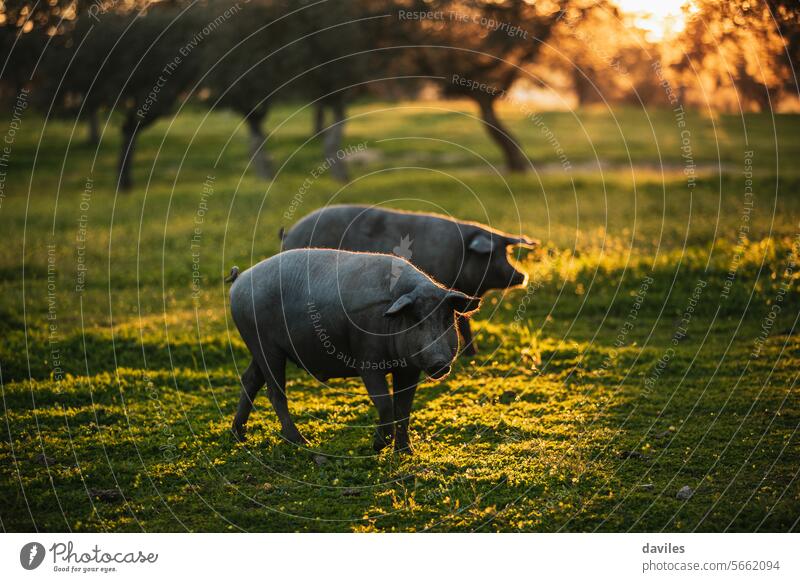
[468,233,494,254]
[384,293,415,316]
[506,234,540,249]
[446,291,482,315]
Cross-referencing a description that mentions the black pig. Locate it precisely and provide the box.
[282,205,538,354]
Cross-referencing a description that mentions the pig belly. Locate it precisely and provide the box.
[284,347,365,381]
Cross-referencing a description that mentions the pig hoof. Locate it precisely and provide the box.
[281,428,308,446]
[460,344,477,357]
[231,423,247,442]
[373,430,394,452]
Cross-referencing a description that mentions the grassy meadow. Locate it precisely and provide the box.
[1,101,800,532]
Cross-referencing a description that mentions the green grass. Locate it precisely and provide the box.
[1,101,799,532]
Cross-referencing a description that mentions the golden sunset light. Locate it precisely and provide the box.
[615,0,695,41]
[1,0,799,563]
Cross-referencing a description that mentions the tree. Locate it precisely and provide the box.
[538,1,663,107]
[677,0,790,111]
[40,3,207,189]
[764,0,799,96]
[203,0,386,182]
[0,0,83,103]
[202,0,298,180]
[391,0,567,173]
[287,0,388,181]
[36,12,120,147]
[114,5,207,190]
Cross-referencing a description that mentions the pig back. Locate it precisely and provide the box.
[284,205,467,288]
[230,249,415,376]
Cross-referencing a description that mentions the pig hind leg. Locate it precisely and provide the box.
[232,359,265,441]
[258,352,307,446]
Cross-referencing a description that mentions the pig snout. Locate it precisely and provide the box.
[509,268,527,287]
[426,358,452,379]
[417,326,458,380]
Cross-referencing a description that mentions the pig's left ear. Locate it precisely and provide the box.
[446,291,482,315]
[468,233,494,254]
[385,293,416,316]
[506,234,540,249]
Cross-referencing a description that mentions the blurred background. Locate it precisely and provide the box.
[2,0,799,188]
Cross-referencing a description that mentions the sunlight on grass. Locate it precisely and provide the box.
[2,106,799,531]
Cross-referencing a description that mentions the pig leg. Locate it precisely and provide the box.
[232,359,265,441]
[392,367,420,453]
[260,353,307,445]
[361,372,394,451]
[457,315,477,356]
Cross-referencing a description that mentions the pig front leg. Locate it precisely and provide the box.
[392,367,420,453]
[361,371,394,451]
[457,315,477,356]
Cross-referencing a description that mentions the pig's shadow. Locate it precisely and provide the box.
[305,376,446,458]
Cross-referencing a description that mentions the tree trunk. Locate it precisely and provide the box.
[753,86,773,112]
[573,68,593,107]
[475,96,528,173]
[87,110,100,147]
[676,84,686,106]
[117,119,139,192]
[323,100,348,182]
[246,114,273,180]
[313,103,326,135]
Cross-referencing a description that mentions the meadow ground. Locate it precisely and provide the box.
[1,101,799,532]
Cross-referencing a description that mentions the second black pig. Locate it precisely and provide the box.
[281,205,538,355]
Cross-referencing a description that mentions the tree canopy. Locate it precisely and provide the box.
[3,0,798,189]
